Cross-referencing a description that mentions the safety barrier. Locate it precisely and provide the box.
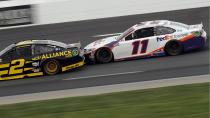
[0,0,209,29]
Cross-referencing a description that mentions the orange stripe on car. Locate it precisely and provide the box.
[180,34,195,42]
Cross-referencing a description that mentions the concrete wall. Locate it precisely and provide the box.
[37,0,210,24]
[0,0,209,29]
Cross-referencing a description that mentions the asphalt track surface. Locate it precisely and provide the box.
[0,7,209,97]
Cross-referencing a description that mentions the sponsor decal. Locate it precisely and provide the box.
[157,35,173,42]
[62,61,84,72]
[32,62,39,67]
[32,69,40,73]
[32,51,73,61]
[72,49,79,56]
[0,5,33,27]
[192,31,201,37]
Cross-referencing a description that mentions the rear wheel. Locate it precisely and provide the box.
[43,59,61,75]
[95,48,113,63]
[165,40,183,56]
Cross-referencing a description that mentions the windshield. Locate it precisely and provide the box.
[0,44,15,57]
[117,27,135,40]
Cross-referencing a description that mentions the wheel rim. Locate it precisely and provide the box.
[166,41,182,55]
[46,61,58,73]
[97,48,112,63]
[99,49,110,59]
[170,42,180,53]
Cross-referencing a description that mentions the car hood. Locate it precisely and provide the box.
[84,36,119,50]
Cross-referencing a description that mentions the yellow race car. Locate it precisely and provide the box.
[0,40,85,80]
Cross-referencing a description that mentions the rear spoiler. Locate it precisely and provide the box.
[189,22,203,29]
[66,41,81,48]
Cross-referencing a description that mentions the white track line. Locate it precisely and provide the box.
[63,70,144,81]
[92,33,122,37]
[0,74,209,105]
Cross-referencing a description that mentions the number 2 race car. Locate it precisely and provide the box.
[84,20,207,63]
[0,40,85,80]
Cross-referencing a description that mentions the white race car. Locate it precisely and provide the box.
[84,20,207,63]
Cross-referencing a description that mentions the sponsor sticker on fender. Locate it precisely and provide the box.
[157,35,173,42]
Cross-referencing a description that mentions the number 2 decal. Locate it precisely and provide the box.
[132,40,149,55]
[9,59,25,75]
[0,59,25,77]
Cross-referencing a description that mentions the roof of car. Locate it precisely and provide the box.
[16,40,68,47]
[133,20,189,29]
[0,40,68,57]
[134,20,169,28]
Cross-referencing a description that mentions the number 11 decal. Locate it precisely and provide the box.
[132,40,149,55]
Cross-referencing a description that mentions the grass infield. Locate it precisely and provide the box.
[0,83,209,118]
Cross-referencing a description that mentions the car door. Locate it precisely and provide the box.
[113,27,158,60]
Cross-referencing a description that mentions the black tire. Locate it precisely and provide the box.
[43,59,61,75]
[95,48,113,63]
[165,40,183,56]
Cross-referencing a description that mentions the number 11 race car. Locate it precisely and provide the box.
[84,20,207,63]
[0,40,85,80]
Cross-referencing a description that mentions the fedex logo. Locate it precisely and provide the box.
[157,36,172,42]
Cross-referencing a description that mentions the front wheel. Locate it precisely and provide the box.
[165,40,183,56]
[95,48,113,63]
[43,59,61,75]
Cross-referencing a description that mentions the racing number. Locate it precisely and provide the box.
[0,59,25,77]
[132,40,149,55]
[9,59,25,75]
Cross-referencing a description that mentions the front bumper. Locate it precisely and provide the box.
[84,53,96,64]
